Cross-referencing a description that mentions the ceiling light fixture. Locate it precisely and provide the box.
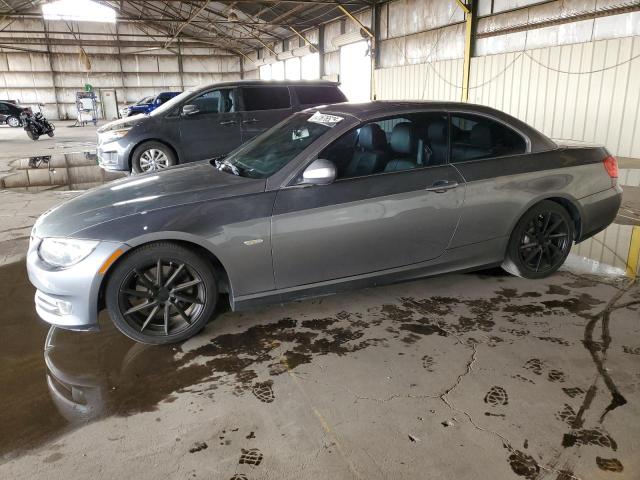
[42,0,116,23]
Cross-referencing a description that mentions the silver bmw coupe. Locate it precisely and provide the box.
[27,101,622,344]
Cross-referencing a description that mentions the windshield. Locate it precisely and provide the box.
[220,112,341,179]
[150,89,193,116]
[136,96,153,105]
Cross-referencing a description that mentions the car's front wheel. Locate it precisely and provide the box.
[131,141,177,174]
[502,200,574,279]
[105,242,218,344]
[26,128,39,140]
[6,115,20,127]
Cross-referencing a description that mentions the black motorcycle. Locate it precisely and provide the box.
[20,110,55,141]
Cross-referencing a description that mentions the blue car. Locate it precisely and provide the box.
[124,92,181,117]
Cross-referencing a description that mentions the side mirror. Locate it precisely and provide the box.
[182,104,199,116]
[301,159,336,185]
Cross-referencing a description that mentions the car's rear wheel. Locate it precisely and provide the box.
[105,242,217,344]
[131,141,177,174]
[502,200,574,279]
[6,115,20,127]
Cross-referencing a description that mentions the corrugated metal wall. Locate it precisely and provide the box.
[0,20,242,120]
[469,36,640,158]
[375,35,640,158]
[375,59,463,101]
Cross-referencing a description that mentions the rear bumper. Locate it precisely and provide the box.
[577,185,623,242]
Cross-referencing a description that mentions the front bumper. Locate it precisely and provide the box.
[97,138,133,171]
[27,237,128,330]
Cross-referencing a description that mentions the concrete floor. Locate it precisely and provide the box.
[0,125,639,480]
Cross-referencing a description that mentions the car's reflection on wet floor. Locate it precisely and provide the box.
[0,151,125,193]
[44,325,158,424]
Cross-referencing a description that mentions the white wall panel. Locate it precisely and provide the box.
[374,58,463,101]
[376,36,640,158]
[469,36,640,157]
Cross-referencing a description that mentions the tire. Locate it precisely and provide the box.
[26,128,39,141]
[47,131,54,137]
[105,242,218,344]
[131,141,177,174]
[6,116,20,128]
[502,200,574,279]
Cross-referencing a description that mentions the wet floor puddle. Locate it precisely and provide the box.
[1,257,638,478]
[0,151,125,192]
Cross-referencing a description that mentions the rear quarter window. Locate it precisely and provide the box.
[242,86,291,111]
[293,86,347,106]
[450,114,527,162]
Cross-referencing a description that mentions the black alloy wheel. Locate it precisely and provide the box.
[518,211,570,273]
[106,243,217,344]
[502,200,574,279]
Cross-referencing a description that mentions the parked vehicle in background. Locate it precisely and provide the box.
[0,100,30,127]
[96,80,347,173]
[29,101,621,344]
[125,92,181,117]
[21,110,55,140]
[119,96,153,118]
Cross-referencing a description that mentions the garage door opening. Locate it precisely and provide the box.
[339,40,371,102]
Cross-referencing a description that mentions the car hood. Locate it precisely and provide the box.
[33,162,264,238]
[97,114,147,133]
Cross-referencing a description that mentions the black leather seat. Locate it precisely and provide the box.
[426,120,448,165]
[384,122,418,172]
[344,124,388,178]
[452,123,493,161]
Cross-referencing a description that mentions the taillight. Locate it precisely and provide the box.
[603,155,618,179]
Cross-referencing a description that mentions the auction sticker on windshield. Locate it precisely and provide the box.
[308,111,344,127]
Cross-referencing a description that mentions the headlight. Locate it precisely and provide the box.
[101,127,131,143]
[39,238,99,268]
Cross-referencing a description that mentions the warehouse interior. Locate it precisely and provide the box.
[0,0,639,479]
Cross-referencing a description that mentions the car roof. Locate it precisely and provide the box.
[191,79,339,93]
[312,100,510,118]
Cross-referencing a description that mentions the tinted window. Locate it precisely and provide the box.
[0,103,9,113]
[293,86,346,105]
[242,86,291,111]
[320,112,449,180]
[450,114,526,162]
[156,93,174,104]
[190,89,234,114]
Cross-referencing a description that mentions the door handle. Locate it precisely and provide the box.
[219,120,236,126]
[425,180,458,193]
[242,118,259,124]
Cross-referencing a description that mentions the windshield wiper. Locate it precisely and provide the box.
[214,158,241,176]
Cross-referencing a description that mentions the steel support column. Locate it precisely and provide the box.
[456,0,475,102]
[318,24,326,78]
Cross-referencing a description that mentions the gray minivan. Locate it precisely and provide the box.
[97,80,347,173]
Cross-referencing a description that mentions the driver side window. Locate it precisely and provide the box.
[319,112,449,180]
[190,89,235,114]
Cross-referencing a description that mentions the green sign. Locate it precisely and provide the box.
[84,83,93,92]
